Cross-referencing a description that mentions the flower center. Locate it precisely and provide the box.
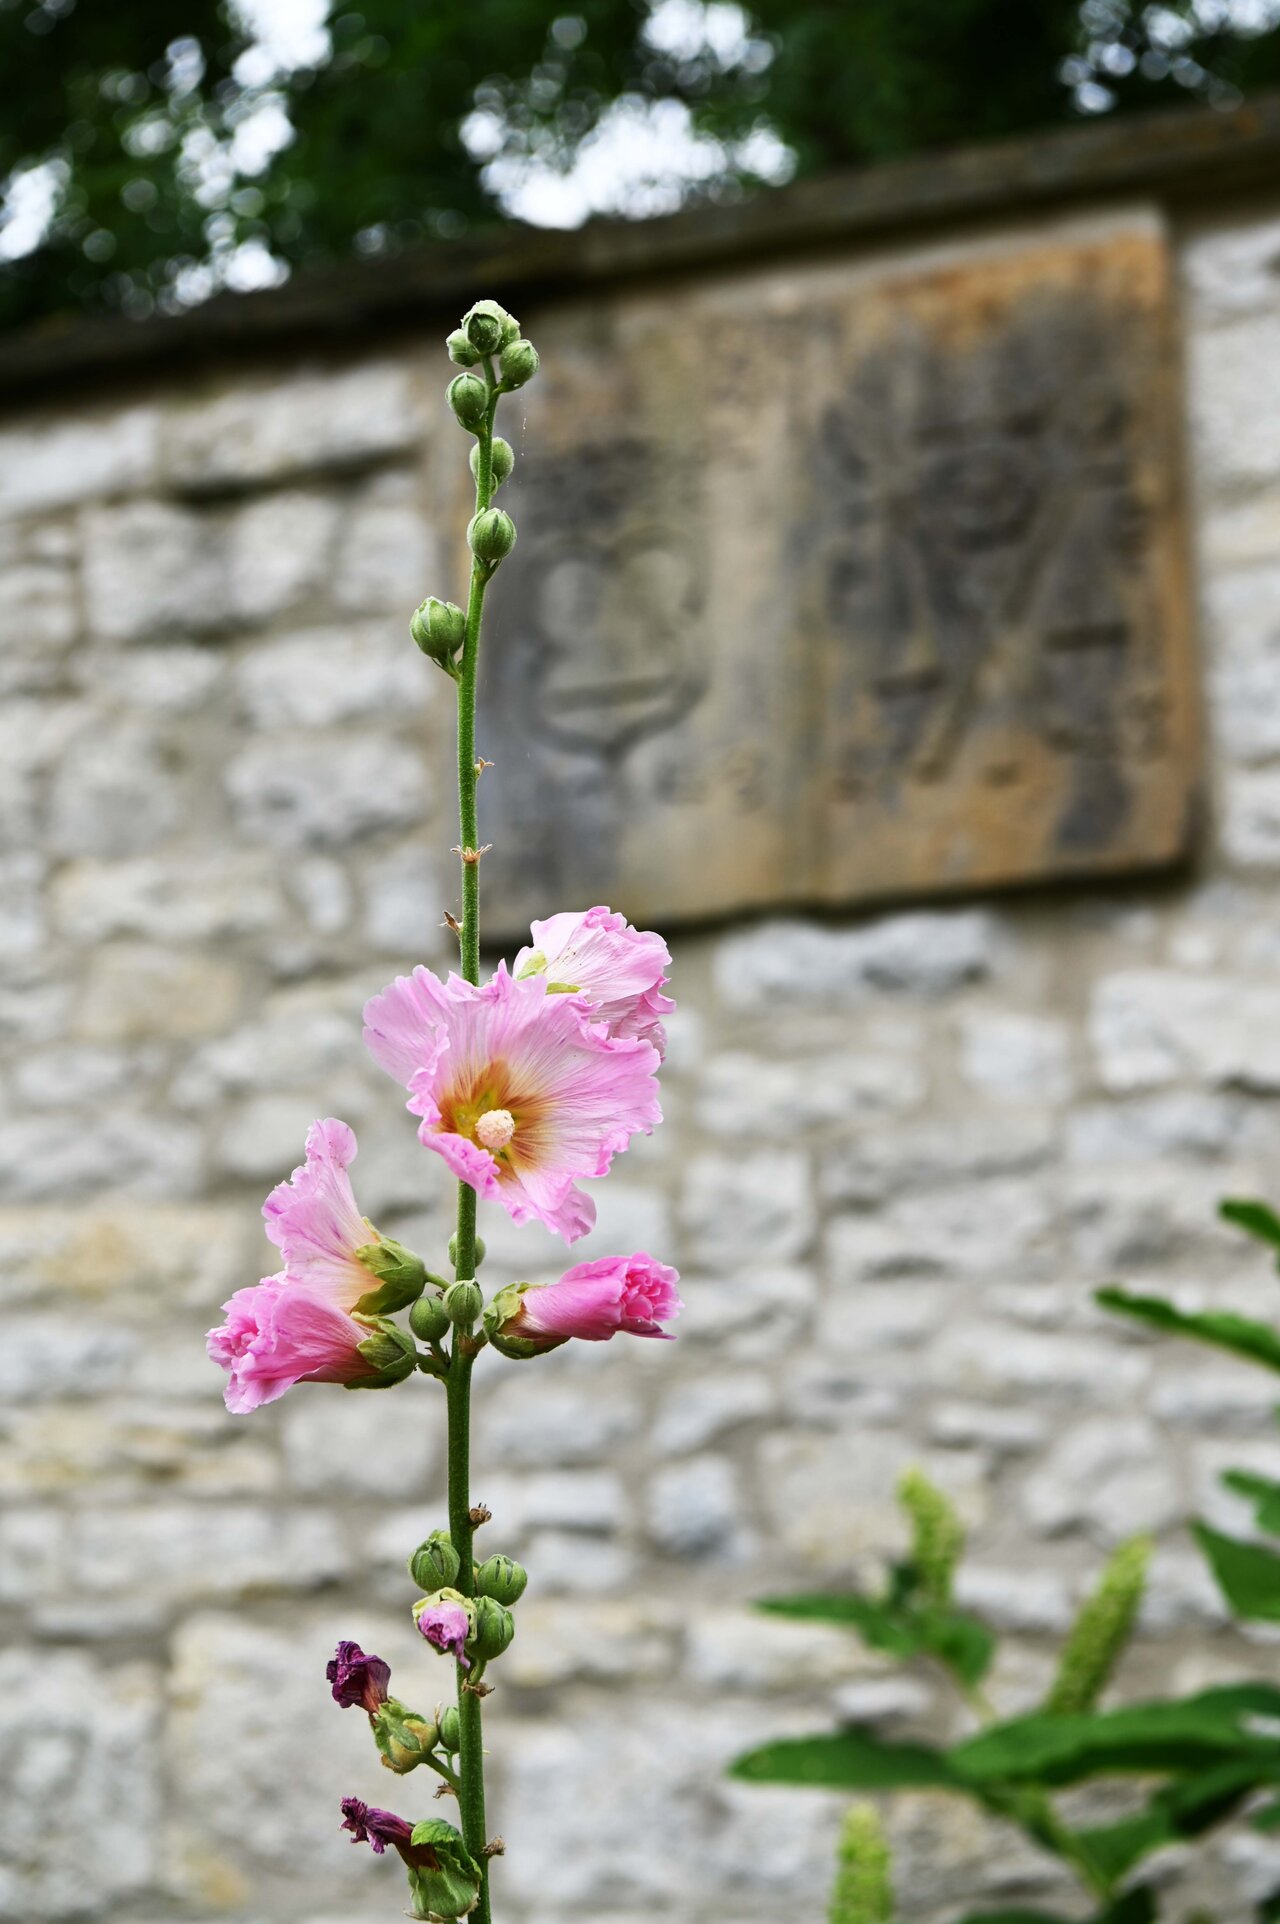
[475,1107,516,1151]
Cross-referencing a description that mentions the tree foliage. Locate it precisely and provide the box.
[4,0,1280,329]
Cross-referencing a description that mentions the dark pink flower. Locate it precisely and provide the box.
[495,1252,683,1351]
[327,1641,391,1714]
[341,1797,416,1857]
[363,963,661,1243]
[414,1597,472,1668]
[206,1275,380,1414]
[514,905,674,1059]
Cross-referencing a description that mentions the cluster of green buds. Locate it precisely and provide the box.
[409,1526,527,1684]
[411,299,538,678]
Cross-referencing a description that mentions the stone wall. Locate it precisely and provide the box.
[4,110,1280,1924]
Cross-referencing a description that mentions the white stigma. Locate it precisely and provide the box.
[475,1108,516,1151]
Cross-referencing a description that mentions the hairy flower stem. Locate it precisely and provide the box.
[446,358,502,1924]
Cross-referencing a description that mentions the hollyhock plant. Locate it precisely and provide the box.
[486,1253,683,1357]
[363,963,661,1243]
[207,1275,415,1413]
[209,298,683,1924]
[513,905,674,1057]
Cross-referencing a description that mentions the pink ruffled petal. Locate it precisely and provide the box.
[261,1117,373,1310]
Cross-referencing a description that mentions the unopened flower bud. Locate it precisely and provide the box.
[447,373,489,433]
[409,1530,460,1590]
[483,1281,566,1360]
[413,1588,475,1667]
[471,435,515,491]
[468,508,516,565]
[474,1553,527,1605]
[499,338,539,389]
[437,1704,461,1752]
[408,1292,451,1344]
[372,1698,439,1773]
[469,1594,515,1663]
[448,1232,485,1268]
[353,1236,428,1315]
[463,298,518,354]
[349,1316,418,1390]
[410,597,466,667]
[447,328,481,367]
[443,1279,483,1326]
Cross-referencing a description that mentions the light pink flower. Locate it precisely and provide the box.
[363,964,661,1243]
[514,905,674,1058]
[415,1599,472,1668]
[499,1253,683,1349]
[261,1118,373,1310]
[207,1275,380,1414]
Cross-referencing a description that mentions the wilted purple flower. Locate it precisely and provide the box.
[341,1796,416,1857]
[326,1640,391,1714]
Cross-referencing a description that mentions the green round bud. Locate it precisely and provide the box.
[463,299,515,355]
[499,338,539,389]
[409,1292,451,1344]
[471,436,514,491]
[410,596,466,665]
[443,1279,483,1326]
[446,373,488,433]
[409,1530,460,1590]
[448,1233,486,1268]
[437,1704,461,1752]
[469,1595,515,1662]
[447,328,481,367]
[468,509,516,565]
[474,1553,528,1605]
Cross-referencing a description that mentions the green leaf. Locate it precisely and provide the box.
[1223,1470,1280,1537]
[953,1903,1155,1924]
[1079,1761,1278,1881]
[951,1912,1080,1923]
[1221,1198,1280,1257]
[949,1684,1280,1788]
[756,1592,993,1687]
[1194,1522,1280,1622]
[1096,1288,1280,1374]
[729,1727,962,1790]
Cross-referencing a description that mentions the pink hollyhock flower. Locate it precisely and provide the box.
[327,1640,391,1714]
[487,1252,683,1356]
[363,964,661,1243]
[514,905,674,1058]
[414,1596,472,1668]
[261,1117,374,1309]
[207,1275,384,1413]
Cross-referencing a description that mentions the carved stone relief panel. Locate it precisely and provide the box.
[456,218,1199,937]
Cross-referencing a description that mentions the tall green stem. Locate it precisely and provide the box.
[446,360,501,1922]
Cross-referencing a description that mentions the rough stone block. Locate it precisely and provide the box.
[225,734,428,847]
[0,405,157,518]
[715,909,999,1010]
[235,621,425,729]
[227,489,340,621]
[0,1646,161,1918]
[679,1149,811,1269]
[163,357,427,490]
[474,223,1198,934]
[80,498,229,640]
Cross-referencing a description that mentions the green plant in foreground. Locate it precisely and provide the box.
[733,1463,1280,1921]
